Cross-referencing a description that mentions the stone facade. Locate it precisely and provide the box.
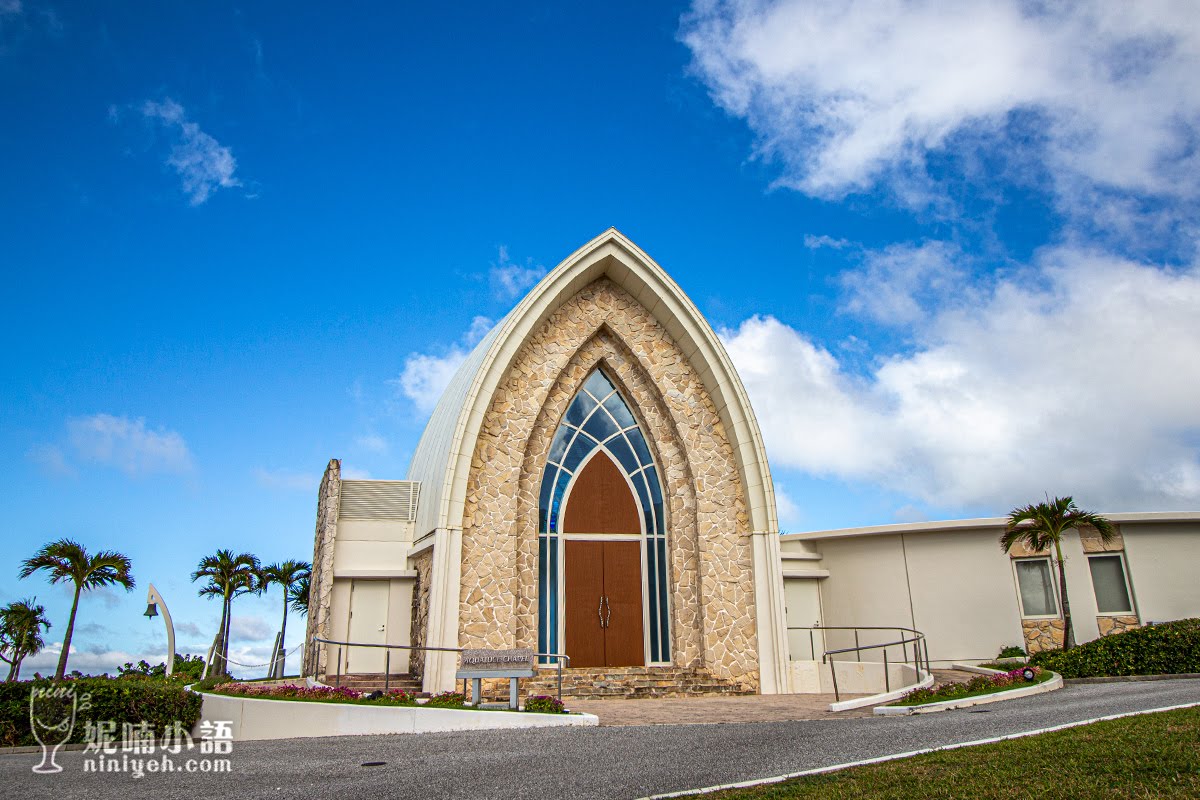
[455,278,761,690]
[1079,523,1125,553]
[1097,615,1140,636]
[408,548,433,677]
[1022,619,1065,654]
[303,459,341,677]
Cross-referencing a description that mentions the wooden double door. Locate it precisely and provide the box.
[564,540,645,668]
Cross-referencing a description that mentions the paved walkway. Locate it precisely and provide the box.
[3,679,1197,800]
[570,692,873,724]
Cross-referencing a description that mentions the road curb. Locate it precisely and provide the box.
[873,672,1062,716]
[1064,673,1200,684]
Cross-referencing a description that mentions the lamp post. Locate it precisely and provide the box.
[143,583,176,677]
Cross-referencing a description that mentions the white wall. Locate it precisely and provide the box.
[1122,520,1200,622]
[904,530,1027,662]
[790,514,1200,667]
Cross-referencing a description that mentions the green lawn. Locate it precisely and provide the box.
[691,707,1200,799]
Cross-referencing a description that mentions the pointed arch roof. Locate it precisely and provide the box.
[406,228,778,537]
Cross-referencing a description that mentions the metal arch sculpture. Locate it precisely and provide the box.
[143,583,176,677]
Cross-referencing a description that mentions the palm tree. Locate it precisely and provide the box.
[1001,496,1114,651]
[260,560,310,677]
[288,574,309,617]
[191,550,260,677]
[0,598,52,681]
[19,539,135,679]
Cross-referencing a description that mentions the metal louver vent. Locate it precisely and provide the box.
[338,480,420,521]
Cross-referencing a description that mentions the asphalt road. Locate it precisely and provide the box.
[3,679,1198,800]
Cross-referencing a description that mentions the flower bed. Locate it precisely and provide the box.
[207,683,566,713]
[888,667,1052,707]
[211,683,419,706]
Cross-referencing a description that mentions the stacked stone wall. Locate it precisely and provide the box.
[409,549,433,677]
[303,459,341,677]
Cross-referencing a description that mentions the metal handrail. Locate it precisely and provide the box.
[787,625,931,701]
[311,636,570,701]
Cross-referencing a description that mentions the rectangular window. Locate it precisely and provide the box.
[1089,554,1134,615]
[1014,558,1058,617]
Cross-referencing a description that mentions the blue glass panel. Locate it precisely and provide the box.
[610,433,641,476]
[656,537,670,661]
[646,466,662,504]
[562,432,598,474]
[565,393,596,428]
[548,425,571,465]
[538,469,555,531]
[647,538,660,663]
[633,471,652,534]
[629,429,654,467]
[550,468,571,534]
[645,466,665,536]
[583,369,615,399]
[549,537,559,656]
[538,537,548,659]
[582,406,618,443]
[603,391,637,430]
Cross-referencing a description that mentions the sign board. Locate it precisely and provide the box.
[455,648,536,679]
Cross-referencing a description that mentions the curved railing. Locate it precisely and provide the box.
[788,625,930,701]
[310,636,571,700]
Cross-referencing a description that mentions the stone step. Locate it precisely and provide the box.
[519,666,753,700]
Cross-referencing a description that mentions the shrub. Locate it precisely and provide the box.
[117,654,206,684]
[1030,618,1200,678]
[997,645,1027,659]
[0,677,202,747]
[424,691,466,708]
[523,695,566,714]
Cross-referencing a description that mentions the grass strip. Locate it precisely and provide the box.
[691,706,1200,799]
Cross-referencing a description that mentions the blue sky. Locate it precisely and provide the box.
[3,1,1198,676]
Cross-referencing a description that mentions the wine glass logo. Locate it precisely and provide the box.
[29,685,78,774]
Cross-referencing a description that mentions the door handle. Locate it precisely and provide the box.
[603,596,611,628]
[598,596,604,627]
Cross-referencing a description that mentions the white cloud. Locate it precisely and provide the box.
[229,615,274,642]
[341,466,372,480]
[253,467,316,491]
[21,643,153,678]
[394,351,469,415]
[681,1,1200,210]
[141,98,241,205]
[803,234,851,250]
[67,413,192,475]
[839,240,968,326]
[176,621,205,638]
[723,245,1200,512]
[490,246,544,299]
[355,433,388,454]
[774,486,801,532]
[391,315,494,414]
[26,443,75,477]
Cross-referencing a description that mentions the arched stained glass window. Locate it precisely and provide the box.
[537,368,671,664]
